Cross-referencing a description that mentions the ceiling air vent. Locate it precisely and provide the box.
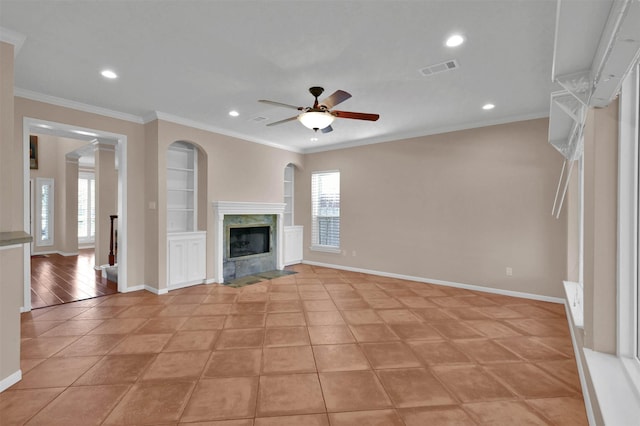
[251,116,268,123]
[419,59,459,76]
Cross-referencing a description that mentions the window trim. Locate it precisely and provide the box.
[617,63,640,387]
[35,177,54,247]
[77,171,95,244]
[310,170,341,252]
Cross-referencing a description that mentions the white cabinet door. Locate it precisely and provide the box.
[168,231,206,289]
[283,226,303,265]
[187,236,206,283]
[168,238,188,286]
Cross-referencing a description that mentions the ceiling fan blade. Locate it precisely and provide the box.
[321,125,333,134]
[259,100,303,110]
[266,116,299,127]
[332,110,380,121]
[319,90,351,109]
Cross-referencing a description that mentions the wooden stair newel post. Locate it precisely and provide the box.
[109,215,118,266]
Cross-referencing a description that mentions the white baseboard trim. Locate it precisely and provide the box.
[122,284,145,293]
[168,280,207,292]
[0,370,22,393]
[301,260,565,304]
[20,306,29,313]
[144,285,168,295]
[204,278,218,285]
[31,250,80,257]
[31,250,57,256]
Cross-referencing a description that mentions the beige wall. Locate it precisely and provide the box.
[144,120,159,289]
[582,102,619,354]
[565,158,581,283]
[299,118,567,298]
[0,41,23,388]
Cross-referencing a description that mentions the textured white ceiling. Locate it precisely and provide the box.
[1,0,562,152]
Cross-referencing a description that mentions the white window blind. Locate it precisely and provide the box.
[36,177,54,247]
[311,171,340,250]
[78,172,95,242]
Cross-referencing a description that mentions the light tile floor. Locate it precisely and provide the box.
[1,264,588,425]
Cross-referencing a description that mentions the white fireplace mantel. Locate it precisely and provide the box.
[212,201,286,283]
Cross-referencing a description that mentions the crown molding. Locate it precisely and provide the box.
[13,89,545,156]
[0,26,26,56]
[147,111,303,154]
[302,110,550,154]
[15,88,145,124]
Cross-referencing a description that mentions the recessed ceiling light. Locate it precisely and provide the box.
[73,130,99,137]
[482,103,495,110]
[229,110,239,117]
[445,34,465,47]
[101,69,118,79]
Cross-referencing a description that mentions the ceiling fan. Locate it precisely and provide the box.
[259,87,379,133]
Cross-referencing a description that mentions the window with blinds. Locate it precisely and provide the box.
[36,177,54,247]
[78,172,95,243]
[311,171,340,251]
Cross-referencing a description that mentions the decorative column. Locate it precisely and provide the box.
[62,153,80,255]
[94,141,118,268]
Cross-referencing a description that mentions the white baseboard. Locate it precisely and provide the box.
[0,370,21,393]
[204,278,218,285]
[31,250,80,257]
[122,284,145,293]
[144,285,168,295]
[31,250,57,256]
[167,279,208,292]
[301,260,565,304]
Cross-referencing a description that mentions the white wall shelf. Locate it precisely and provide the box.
[167,142,197,233]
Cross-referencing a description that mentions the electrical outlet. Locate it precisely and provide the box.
[506,267,513,276]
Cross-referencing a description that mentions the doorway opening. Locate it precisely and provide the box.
[22,118,128,311]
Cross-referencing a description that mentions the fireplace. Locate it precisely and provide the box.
[212,202,286,283]
[228,225,271,258]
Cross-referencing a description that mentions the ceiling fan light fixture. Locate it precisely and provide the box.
[298,111,335,131]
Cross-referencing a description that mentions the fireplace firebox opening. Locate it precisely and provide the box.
[228,225,271,259]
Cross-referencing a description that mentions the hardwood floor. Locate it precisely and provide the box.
[30,249,117,309]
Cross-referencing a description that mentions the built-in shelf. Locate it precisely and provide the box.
[284,164,294,227]
[167,142,197,233]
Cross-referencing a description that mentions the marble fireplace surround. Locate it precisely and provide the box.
[212,201,286,283]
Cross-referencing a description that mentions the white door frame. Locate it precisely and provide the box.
[22,118,128,311]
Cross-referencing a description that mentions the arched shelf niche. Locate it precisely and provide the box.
[166,140,208,290]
